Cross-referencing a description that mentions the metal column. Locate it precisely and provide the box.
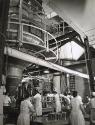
[0,1,10,125]
[0,0,10,86]
[84,37,94,92]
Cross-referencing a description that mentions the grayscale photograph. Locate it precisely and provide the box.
[0,0,95,125]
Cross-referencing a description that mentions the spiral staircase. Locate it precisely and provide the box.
[6,0,58,64]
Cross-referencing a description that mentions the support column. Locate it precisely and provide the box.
[0,0,10,85]
[0,0,10,125]
[53,72,61,94]
[84,37,94,92]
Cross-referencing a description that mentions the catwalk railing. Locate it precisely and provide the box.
[6,21,59,62]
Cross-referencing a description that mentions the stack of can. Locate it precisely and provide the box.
[47,112,67,121]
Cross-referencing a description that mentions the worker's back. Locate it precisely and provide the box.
[34,93,42,116]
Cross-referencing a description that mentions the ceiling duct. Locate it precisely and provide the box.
[4,46,90,79]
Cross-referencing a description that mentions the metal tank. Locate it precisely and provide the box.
[6,63,23,95]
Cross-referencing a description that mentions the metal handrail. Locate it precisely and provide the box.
[7,21,59,61]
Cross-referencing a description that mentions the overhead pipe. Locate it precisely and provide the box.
[4,46,90,79]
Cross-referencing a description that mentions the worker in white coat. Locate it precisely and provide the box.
[89,92,95,125]
[3,92,11,118]
[34,89,42,116]
[53,91,61,113]
[17,92,35,125]
[3,92,11,106]
[70,91,85,125]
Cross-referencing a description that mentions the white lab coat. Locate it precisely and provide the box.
[17,99,34,125]
[77,95,83,103]
[34,93,42,116]
[70,96,85,125]
[54,94,61,113]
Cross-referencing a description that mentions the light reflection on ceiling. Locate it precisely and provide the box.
[59,41,84,60]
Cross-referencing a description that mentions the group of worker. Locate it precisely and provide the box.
[44,90,95,125]
[3,89,42,125]
[3,89,95,125]
[3,89,84,125]
[17,89,70,125]
[62,91,95,125]
[49,91,86,125]
[16,89,85,125]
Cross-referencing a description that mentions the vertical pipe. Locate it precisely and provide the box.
[84,36,94,93]
[19,0,22,25]
[18,0,23,47]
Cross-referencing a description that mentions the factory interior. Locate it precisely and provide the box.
[1,0,95,125]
